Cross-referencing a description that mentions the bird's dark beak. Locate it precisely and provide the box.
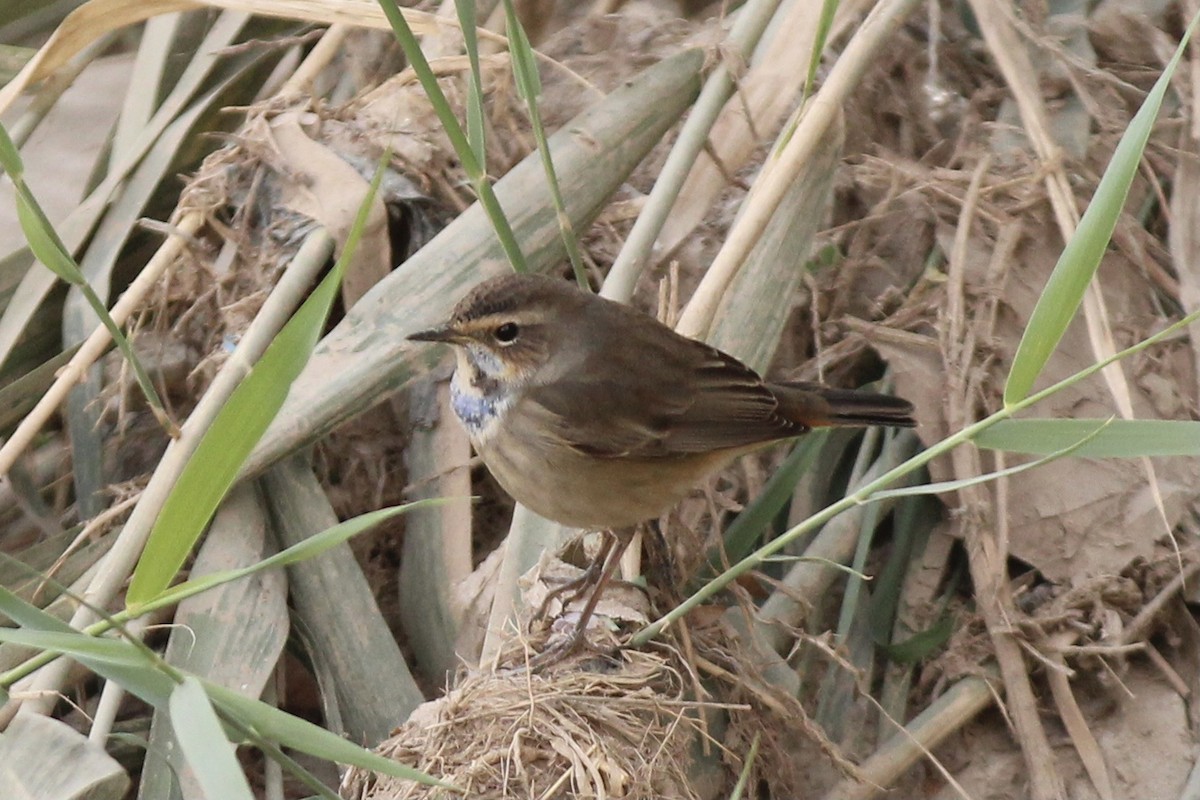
[407,324,460,344]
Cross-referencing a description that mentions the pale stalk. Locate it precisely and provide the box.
[11,230,334,717]
[601,0,785,302]
[676,0,924,339]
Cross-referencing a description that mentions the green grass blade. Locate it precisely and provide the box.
[126,162,386,606]
[695,432,825,584]
[127,256,338,603]
[873,418,1113,500]
[13,192,83,283]
[804,0,839,101]
[170,677,256,800]
[727,732,761,800]
[376,0,526,273]
[204,683,458,790]
[0,628,180,705]
[880,616,954,663]
[1003,10,1200,404]
[0,628,150,669]
[975,418,1200,458]
[868,490,936,647]
[0,584,73,633]
[0,122,172,428]
[453,0,486,167]
[0,119,25,179]
[0,626,449,789]
[145,501,443,611]
[500,0,585,287]
[0,123,82,285]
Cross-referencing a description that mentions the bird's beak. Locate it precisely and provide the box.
[407,323,461,344]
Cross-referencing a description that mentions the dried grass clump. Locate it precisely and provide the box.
[168,89,475,387]
[341,650,705,800]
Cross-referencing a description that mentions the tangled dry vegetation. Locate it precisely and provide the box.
[2,1,1200,799]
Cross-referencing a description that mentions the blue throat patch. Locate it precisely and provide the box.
[450,382,502,435]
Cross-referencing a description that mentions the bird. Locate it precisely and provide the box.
[408,273,915,657]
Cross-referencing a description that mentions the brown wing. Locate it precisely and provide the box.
[524,330,806,459]
[651,344,808,453]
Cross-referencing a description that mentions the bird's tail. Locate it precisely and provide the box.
[771,381,916,428]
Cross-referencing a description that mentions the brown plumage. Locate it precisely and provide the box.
[410,273,914,530]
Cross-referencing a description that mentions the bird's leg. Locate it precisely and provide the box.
[533,529,617,623]
[561,530,631,643]
[529,529,633,670]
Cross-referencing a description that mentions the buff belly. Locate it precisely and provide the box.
[474,425,731,530]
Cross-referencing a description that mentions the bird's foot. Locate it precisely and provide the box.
[532,554,608,624]
[526,623,621,672]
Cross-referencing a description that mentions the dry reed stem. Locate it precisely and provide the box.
[676,0,923,340]
[940,115,1064,800]
[0,213,201,479]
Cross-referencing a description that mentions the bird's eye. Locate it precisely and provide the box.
[493,322,520,344]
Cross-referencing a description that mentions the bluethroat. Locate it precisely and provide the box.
[409,274,915,653]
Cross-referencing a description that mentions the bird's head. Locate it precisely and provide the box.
[408,273,587,386]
